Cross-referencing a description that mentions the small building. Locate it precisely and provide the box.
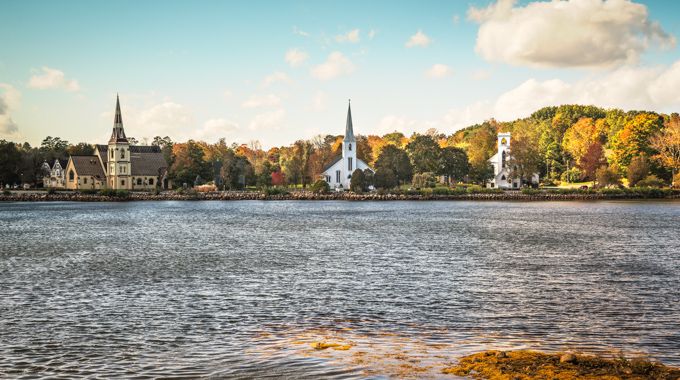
[487,132,539,189]
[64,95,172,190]
[322,103,374,189]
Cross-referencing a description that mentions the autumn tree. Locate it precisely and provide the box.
[626,154,650,187]
[610,113,664,172]
[649,115,680,184]
[169,140,214,187]
[220,150,252,189]
[467,129,496,165]
[576,143,607,181]
[506,122,542,184]
[596,165,622,188]
[562,117,608,164]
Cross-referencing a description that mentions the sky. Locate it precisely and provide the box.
[2,0,680,149]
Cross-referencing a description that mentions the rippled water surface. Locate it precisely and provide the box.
[1,200,679,379]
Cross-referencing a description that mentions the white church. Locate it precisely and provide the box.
[486,132,539,189]
[322,103,374,189]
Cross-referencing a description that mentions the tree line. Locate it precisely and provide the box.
[2,104,680,189]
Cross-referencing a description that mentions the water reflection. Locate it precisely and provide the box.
[0,200,679,378]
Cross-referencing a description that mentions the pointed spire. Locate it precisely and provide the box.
[109,93,128,144]
[344,100,356,142]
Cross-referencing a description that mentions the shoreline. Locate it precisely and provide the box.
[2,190,680,202]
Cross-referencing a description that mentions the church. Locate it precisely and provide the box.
[486,132,539,188]
[322,103,374,189]
[62,95,172,191]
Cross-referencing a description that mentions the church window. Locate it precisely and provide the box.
[336,170,341,183]
[490,183,495,188]
[149,178,154,185]
[501,175,506,181]
[137,178,142,185]
[69,170,74,181]
[110,149,114,159]
[501,138,507,146]
[349,143,352,151]
[348,157,353,172]
[502,151,506,168]
[84,177,88,184]
[513,182,518,188]
[121,179,125,187]
[121,149,125,159]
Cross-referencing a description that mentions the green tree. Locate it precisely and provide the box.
[374,144,412,186]
[468,161,495,185]
[373,168,397,190]
[220,150,252,190]
[312,179,331,194]
[405,134,441,174]
[255,160,273,189]
[350,168,367,192]
[363,168,374,189]
[610,113,664,172]
[0,140,22,186]
[438,147,469,185]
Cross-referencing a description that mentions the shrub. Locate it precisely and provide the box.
[153,186,161,195]
[185,188,198,196]
[175,188,184,195]
[263,186,289,196]
[522,188,544,195]
[626,154,650,187]
[2,188,10,195]
[596,166,622,188]
[99,187,116,197]
[376,188,389,195]
[80,189,96,195]
[311,180,331,194]
[115,190,129,198]
[599,188,623,195]
[47,187,57,195]
[636,175,664,188]
[432,187,450,195]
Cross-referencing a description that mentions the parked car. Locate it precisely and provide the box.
[580,185,588,190]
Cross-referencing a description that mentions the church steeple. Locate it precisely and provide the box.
[344,101,356,143]
[109,94,128,143]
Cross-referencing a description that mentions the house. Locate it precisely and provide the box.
[486,132,539,189]
[322,103,374,189]
[63,95,172,190]
[43,159,68,188]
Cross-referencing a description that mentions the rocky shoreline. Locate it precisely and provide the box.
[2,190,680,202]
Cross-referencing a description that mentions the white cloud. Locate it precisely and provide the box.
[0,83,21,137]
[27,66,81,91]
[262,71,295,87]
[137,102,194,135]
[369,30,377,40]
[285,48,309,67]
[248,108,287,131]
[373,115,418,135]
[241,94,282,108]
[453,14,460,24]
[313,91,328,112]
[310,52,356,81]
[469,68,491,80]
[335,29,360,43]
[222,91,236,101]
[195,118,240,141]
[405,30,433,48]
[293,26,309,36]
[467,0,676,70]
[424,64,454,78]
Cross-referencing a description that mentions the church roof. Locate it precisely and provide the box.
[343,103,356,143]
[69,156,106,179]
[109,94,128,143]
[322,155,343,172]
[130,152,168,176]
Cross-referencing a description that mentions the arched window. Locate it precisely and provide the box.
[349,143,352,151]
[121,179,125,187]
[501,175,506,181]
[149,178,154,185]
[502,151,506,168]
[69,170,74,181]
[501,138,507,146]
[110,149,114,159]
[121,149,125,159]
[137,178,142,185]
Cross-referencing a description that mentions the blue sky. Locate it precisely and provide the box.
[2,0,680,149]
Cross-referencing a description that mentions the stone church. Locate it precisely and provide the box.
[63,95,171,190]
[322,103,374,189]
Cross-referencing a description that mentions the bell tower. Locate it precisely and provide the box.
[107,94,131,189]
[342,101,357,188]
[497,132,511,174]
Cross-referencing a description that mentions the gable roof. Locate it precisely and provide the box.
[69,156,106,179]
[130,152,168,176]
[322,155,343,172]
